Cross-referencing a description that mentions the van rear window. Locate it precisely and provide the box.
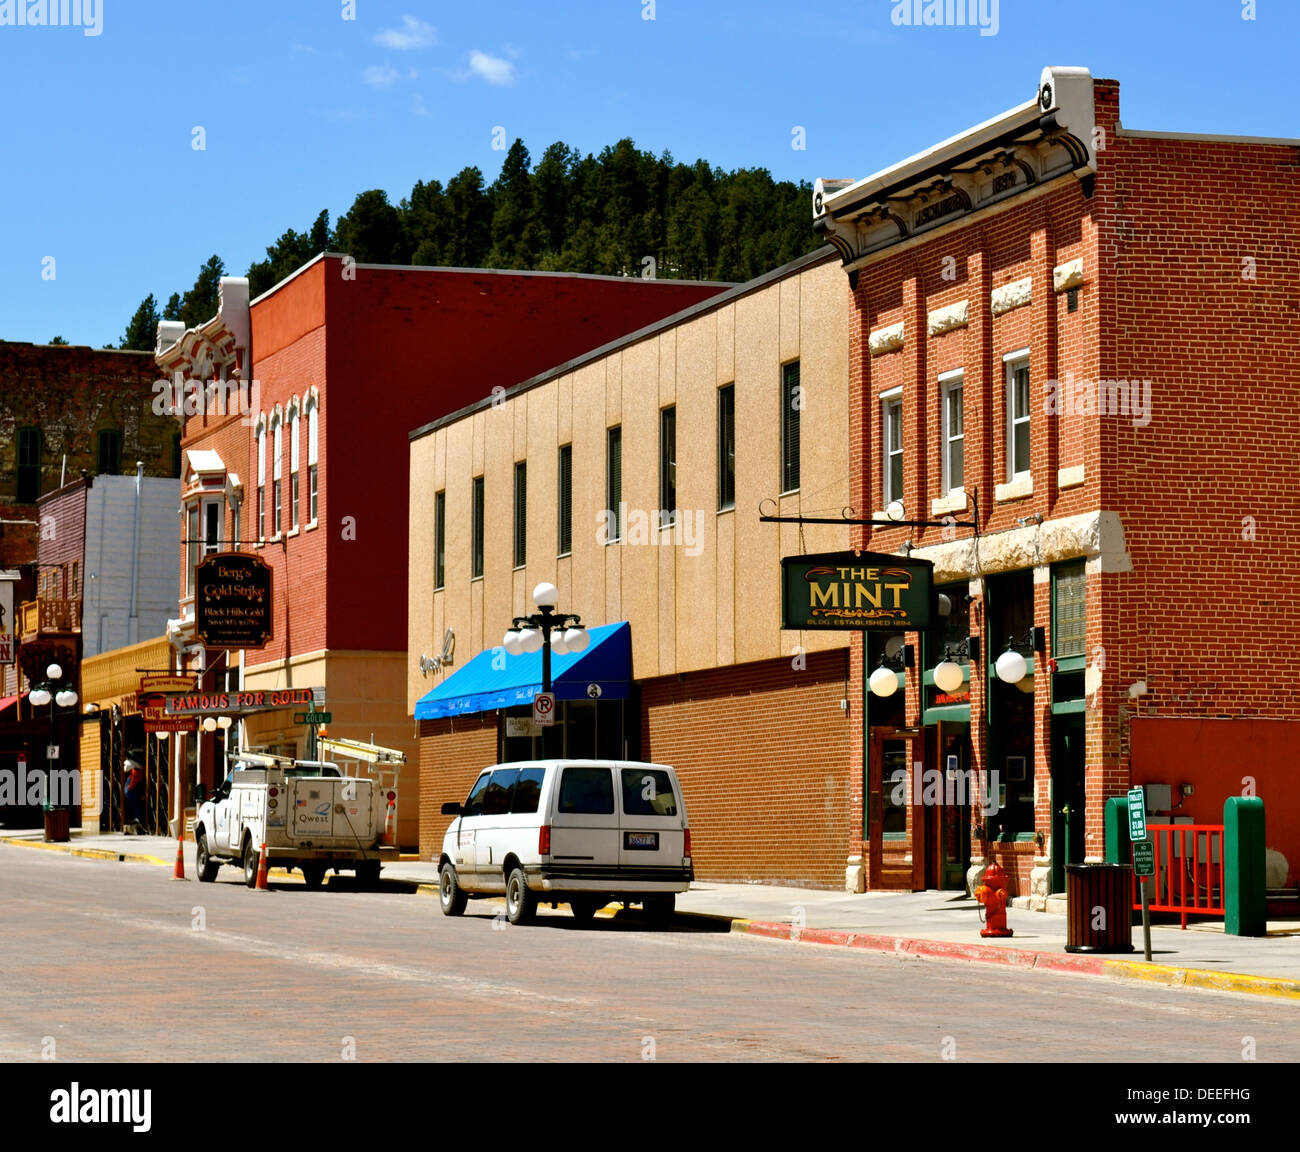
[558,767,614,814]
[621,769,677,816]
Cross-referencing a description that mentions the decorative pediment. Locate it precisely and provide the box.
[815,66,1096,269]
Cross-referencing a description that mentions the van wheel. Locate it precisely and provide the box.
[643,895,675,928]
[569,896,601,924]
[439,863,468,916]
[196,833,220,883]
[243,839,259,888]
[301,863,326,888]
[505,867,537,925]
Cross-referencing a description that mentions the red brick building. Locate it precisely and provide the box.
[158,258,730,845]
[815,66,1300,898]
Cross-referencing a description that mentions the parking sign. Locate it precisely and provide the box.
[532,692,556,727]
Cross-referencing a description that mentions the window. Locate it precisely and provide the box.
[882,390,903,506]
[306,396,319,524]
[70,562,78,599]
[717,384,735,511]
[940,371,964,495]
[1006,354,1031,479]
[463,771,491,818]
[471,476,485,579]
[483,768,519,816]
[781,361,801,493]
[271,414,283,537]
[434,491,446,590]
[605,426,622,543]
[511,767,545,814]
[16,427,41,503]
[513,461,527,568]
[256,421,266,541]
[621,768,678,817]
[557,445,572,556]
[659,406,676,527]
[289,405,301,532]
[96,429,121,475]
[203,500,221,558]
[558,766,614,814]
[1053,561,1087,657]
[186,505,199,597]
[231,502,241,553]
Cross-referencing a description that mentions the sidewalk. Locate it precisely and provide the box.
[5,828,1299,1000]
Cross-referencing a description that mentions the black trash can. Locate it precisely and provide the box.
[1065,863,1134,953]
[43,805,71,843]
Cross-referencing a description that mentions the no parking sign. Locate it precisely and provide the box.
[532,692,556,727]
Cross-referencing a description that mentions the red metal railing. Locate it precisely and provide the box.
[1133,823,1225,929]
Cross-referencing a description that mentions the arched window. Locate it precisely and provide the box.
[305,389,319,527]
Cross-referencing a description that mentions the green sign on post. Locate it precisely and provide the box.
[781,550,933,632]
[1133,839,1155,877]
[1127,787,1147,841]
[294,711,332,725]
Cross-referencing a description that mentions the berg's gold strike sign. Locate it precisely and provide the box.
[781,550,933,631]
[195,553,274,648]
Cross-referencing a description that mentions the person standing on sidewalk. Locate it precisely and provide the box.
[124,758,145,833]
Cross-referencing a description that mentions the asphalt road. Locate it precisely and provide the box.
[2,844,1297,1066]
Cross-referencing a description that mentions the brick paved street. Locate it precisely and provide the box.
[2,845,1297,1065]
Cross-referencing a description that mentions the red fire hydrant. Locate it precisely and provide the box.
[974,862,1014,938]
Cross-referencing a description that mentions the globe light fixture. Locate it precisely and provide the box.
[563,626,590,654]
[519,627,544,654]
[155,730,170,742]
[869,665,900,698]
[46,662,63,681]
[55,689,78,708]
[549,630,569,656]
[217,715,233,730]
[28,687,51,707]
[933,660,965,695]
[502,584,592,697]
[532,582,559,609]
[202,716,218,733]
[995,649,1028,685]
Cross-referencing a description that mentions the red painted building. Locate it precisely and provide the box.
[815,66,1300,899]
[158,257,730,845]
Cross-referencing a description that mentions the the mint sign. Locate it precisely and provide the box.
[782,551,933,632]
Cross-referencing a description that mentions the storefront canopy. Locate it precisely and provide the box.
[414,622,631,721]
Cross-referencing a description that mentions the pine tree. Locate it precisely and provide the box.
[120,294,160,351]
[334,190,408,265]
[179,256,226,329]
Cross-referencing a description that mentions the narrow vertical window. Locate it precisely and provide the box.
[434,491,446,590]
[471,476,485,578]
[256,422,266,541]
[659,407,676,527]
[606,426,622,543]
[557,445,572,556]
[781,361,801,493]
[940,371,964,495]
[513,461,528,568]
[307,399,319,524]
[290,406,301,531]
[96,429,121,475]
[16,427,42,503]
[231,503,241,553]
[717,384,735,511]
[882,392,903,506]
[1006,354,1031,479]
[186,506,199,597]
[271,415,283,537]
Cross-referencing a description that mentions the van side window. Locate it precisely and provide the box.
[464,772,492,817]
[483,768,518,816]
[621,769,678,816]
[558,767,615,814]
[511,767,545,814]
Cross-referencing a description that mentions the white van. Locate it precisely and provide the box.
[437,759,692,926]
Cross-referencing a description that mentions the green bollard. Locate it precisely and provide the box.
[1104,795,1131,865]
[1224,796,1266,937]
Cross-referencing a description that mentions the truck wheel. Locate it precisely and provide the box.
[356,861,381,889]
[505,867,537,925]
[569,896,601,924]
[196,832,220,883]
[439,863,468,916]
[643,894,675,928]
[243,839,259,888]
[301,862,326,888]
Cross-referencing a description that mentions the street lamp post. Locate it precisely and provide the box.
[502,583,590,695]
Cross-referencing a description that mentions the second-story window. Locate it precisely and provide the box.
[289,403,301,532]
[307,396,319,524]
[940,370,964,495]
[256,419,266,542]
[557,445,572,557]
[718,384,735,511]
[513,461,527,568]
[606,426,622,543]
[271,413,283,537]
[659,407,676,528]
[96,429,121,476]
[1006,353,1031,479]
[471,476,485,578]
[882,389,903,507]
[781,361,801,493]
[434,491,446,590]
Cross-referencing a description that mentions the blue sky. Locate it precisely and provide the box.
[1,0,1294,349]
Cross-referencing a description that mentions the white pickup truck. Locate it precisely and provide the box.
[195,759,393,888]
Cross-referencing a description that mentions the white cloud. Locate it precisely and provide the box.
[362,65,400,88]
[374,16,437,51]
[468,50,515,86]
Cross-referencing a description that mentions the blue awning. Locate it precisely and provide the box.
[414,621,632,720]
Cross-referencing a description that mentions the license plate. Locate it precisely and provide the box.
[625,831,658,850]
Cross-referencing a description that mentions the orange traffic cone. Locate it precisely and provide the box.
[255,840,270,890]
[173,833,186,880]
[383,800,395,846]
